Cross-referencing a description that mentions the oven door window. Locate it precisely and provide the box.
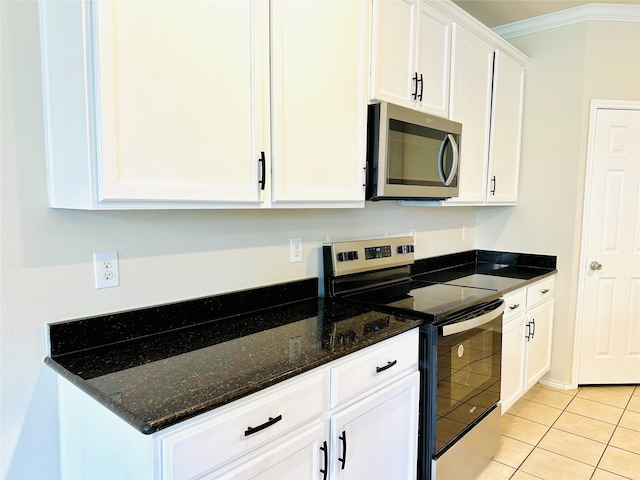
[435,318,501,455]
[387,119,458,187]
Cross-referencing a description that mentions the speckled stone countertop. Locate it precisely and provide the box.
[45,250,556,435]
[45,278,422,434]
[412,249,557,294]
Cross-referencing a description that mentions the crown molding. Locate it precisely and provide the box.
[493,3,640,39]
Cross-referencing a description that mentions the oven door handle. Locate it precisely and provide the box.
[441,301,505,336]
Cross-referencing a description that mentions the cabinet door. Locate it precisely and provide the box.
[270,0,368,205]
[415,3,452,118]
[525,300,555,390]
[370,0,418,109]
[94,1,269,203]
[487,51,525,204]
[501,314,526,414]
[446,24,494,204]
[330,372,419,480]
[210,422,326,480]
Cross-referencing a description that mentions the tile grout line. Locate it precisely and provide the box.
[483,385,639,479]
[505,385,638,480]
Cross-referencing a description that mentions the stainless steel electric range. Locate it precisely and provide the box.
[323,236,504,480]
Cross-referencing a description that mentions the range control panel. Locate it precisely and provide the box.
[324,236,415,277]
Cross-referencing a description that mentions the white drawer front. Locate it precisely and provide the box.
[503,289,526,322]
[161,370,327,480]
[526,276,555,309]
[330,329,419,409]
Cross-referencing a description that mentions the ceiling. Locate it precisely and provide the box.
[451,0,640,28]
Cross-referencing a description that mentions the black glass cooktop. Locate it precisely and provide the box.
[344,280,501,322]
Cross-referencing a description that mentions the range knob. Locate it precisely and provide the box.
[397,245,415,254]
[337,251,359,262]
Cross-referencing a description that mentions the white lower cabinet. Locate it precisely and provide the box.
[57,329,419,480]
[329,372,419,480]
[500,276,555,414]
[500,313,526,413]
[524,300,555,391]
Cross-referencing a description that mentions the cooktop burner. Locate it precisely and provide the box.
[344,280,500,322]
[443,274,525,292]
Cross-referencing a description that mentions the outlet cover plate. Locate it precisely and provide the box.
[94,252,119,289]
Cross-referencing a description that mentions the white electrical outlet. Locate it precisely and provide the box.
[94,252,119,289]
[290,238,303,263]
[462,225,467,241]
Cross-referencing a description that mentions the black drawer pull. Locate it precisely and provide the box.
[244,414,282,436]
[541,288,550,294]
[338,430,347,470]
[509,303,520,310]
[376,360,397,373]
[412,72,418,100]
[320,441,328,480]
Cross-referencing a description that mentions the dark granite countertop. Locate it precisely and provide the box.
[46,279,422,434]
[412,249,557,295]
[45,249,556,435]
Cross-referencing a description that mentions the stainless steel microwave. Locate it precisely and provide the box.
[366,102,462,201]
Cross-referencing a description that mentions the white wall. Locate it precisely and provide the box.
[477,20,640,386]
[0,2,476,478]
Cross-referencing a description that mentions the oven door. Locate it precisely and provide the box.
[435,300,503,456]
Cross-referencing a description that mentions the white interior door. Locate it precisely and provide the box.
[577,103,640,384]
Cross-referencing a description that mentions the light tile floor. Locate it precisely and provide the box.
[477,384,640,480]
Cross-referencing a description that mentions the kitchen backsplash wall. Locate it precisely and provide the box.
[0,3,475,479]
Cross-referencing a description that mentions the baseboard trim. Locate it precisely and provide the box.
[539,378,576,391]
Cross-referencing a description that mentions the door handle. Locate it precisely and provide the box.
[320,441,328,480]
[338,430,347,470]
[258,151,266,190]
[590,261,603,271]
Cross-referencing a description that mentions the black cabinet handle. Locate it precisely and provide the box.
[244,414,282,436]
[531,318,536,339]
[412,72,418,100]
[509,304,520,310]
[525,322,531,342]
[541,289,550,294]
[338,430,347,470]
[490,175,496,195]
[417,73,424,101]
[320,441,328,480]
[258,151,266,191]
[376,360,397,373]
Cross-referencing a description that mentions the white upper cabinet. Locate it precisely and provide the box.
[270,0,368,205]
[487,51,525,204]
[371,0,451,118]
[445,25,526,206]
[373,0,529,207]
[41,0,269,209]
[40,0,367,209]
[446,23,495,204]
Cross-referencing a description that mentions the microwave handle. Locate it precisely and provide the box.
[437,134,459,186]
